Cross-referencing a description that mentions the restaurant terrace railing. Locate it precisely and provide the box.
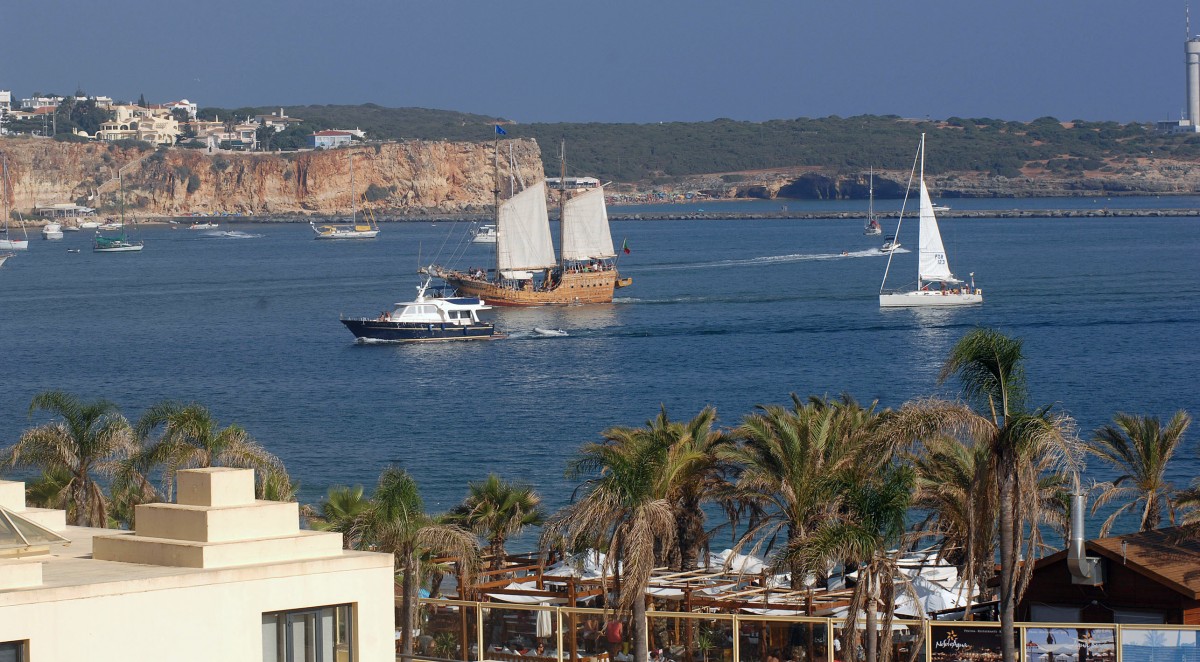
[405,598,1200,662]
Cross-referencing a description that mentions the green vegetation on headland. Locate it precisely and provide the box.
[202,105,1198,185]
[3,327,1195,662]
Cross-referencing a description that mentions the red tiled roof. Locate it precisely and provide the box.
[312,130,352,137]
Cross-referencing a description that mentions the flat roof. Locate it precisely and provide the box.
[0,525,390,607]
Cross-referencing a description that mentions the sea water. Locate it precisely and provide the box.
[0,213,1196,537]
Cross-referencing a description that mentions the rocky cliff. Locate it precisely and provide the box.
[691,159,1200,201]
[0,137,543,217]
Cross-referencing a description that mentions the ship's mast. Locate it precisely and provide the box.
[557,139,566,272]
[349,154,355,225]
[492,138,501,283]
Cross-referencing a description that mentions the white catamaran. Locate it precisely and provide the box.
[879,134,981,308]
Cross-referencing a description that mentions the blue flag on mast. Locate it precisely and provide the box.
[495,125,507,135]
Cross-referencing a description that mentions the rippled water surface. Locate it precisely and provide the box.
[1,215,1197,531]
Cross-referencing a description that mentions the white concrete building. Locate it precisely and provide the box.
[310,130,353,149]
[0,467,394,661]
[18,95,62,111]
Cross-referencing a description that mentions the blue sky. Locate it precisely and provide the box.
[0,0,1188,124]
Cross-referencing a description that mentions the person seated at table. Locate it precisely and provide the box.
[582,617,601,652]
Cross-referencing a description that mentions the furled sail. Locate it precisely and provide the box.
[917,179,955,283]
[561,188,616,261]
[497,181,556,272]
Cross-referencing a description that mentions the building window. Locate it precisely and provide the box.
[0,641,27,662]
[262,604,354,662]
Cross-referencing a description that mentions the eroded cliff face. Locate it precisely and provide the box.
[0,138,544,217]
[693,161,1200,201]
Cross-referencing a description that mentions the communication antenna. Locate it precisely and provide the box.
[1190,3,1193,40]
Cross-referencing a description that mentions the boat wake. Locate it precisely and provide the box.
[203,230,262,239]
[507,328,570,339]
[644,247,909,271]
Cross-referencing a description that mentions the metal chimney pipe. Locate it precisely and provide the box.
[1069,491,1087,568]
[1066,474,1102,584]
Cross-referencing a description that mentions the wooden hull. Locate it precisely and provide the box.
[442,269,618,306]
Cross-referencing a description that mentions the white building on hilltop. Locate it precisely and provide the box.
[0,467,394,661]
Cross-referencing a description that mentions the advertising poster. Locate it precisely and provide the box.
[930,626,1013,662]
[1023,628,1116,662]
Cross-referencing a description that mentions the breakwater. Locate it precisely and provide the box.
[62,206,1200,226]
[605,208,1200,221]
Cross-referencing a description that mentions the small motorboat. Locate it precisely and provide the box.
[533,328,568,337]
[42,222,64,240]
[471,224,497,244]
[879,236,901,253]
[66,248,81,253]
[340,277,499,343]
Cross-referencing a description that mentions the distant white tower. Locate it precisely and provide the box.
[1188,8,1200,125]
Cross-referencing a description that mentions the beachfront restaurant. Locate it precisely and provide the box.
[410,546,1200,662]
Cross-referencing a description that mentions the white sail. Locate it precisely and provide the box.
[917,178,955,283]
[561,188,616,261]
[497,181,556,272]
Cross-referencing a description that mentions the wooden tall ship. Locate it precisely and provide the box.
[423,144,630,306]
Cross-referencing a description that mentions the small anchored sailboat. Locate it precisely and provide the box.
[311,154,380,239]
[94,170,143,253]
[0,154,29,251]
[879,134,981,308]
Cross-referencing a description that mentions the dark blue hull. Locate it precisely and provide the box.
[341,319,498,343]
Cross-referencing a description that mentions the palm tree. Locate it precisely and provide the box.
[1087,410,1192,535]
[789,465,916,662]
[312,484,372,550]
[890,328,1079,662]
[592,406,731,571]
[909,434,996,616]
[1,391,136,527]
[134,400,286,500]
[367,467,478,660]
[447,473,544,569]
[23,466,73,510]
[544,429,678,662]
[724,395,882,586]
